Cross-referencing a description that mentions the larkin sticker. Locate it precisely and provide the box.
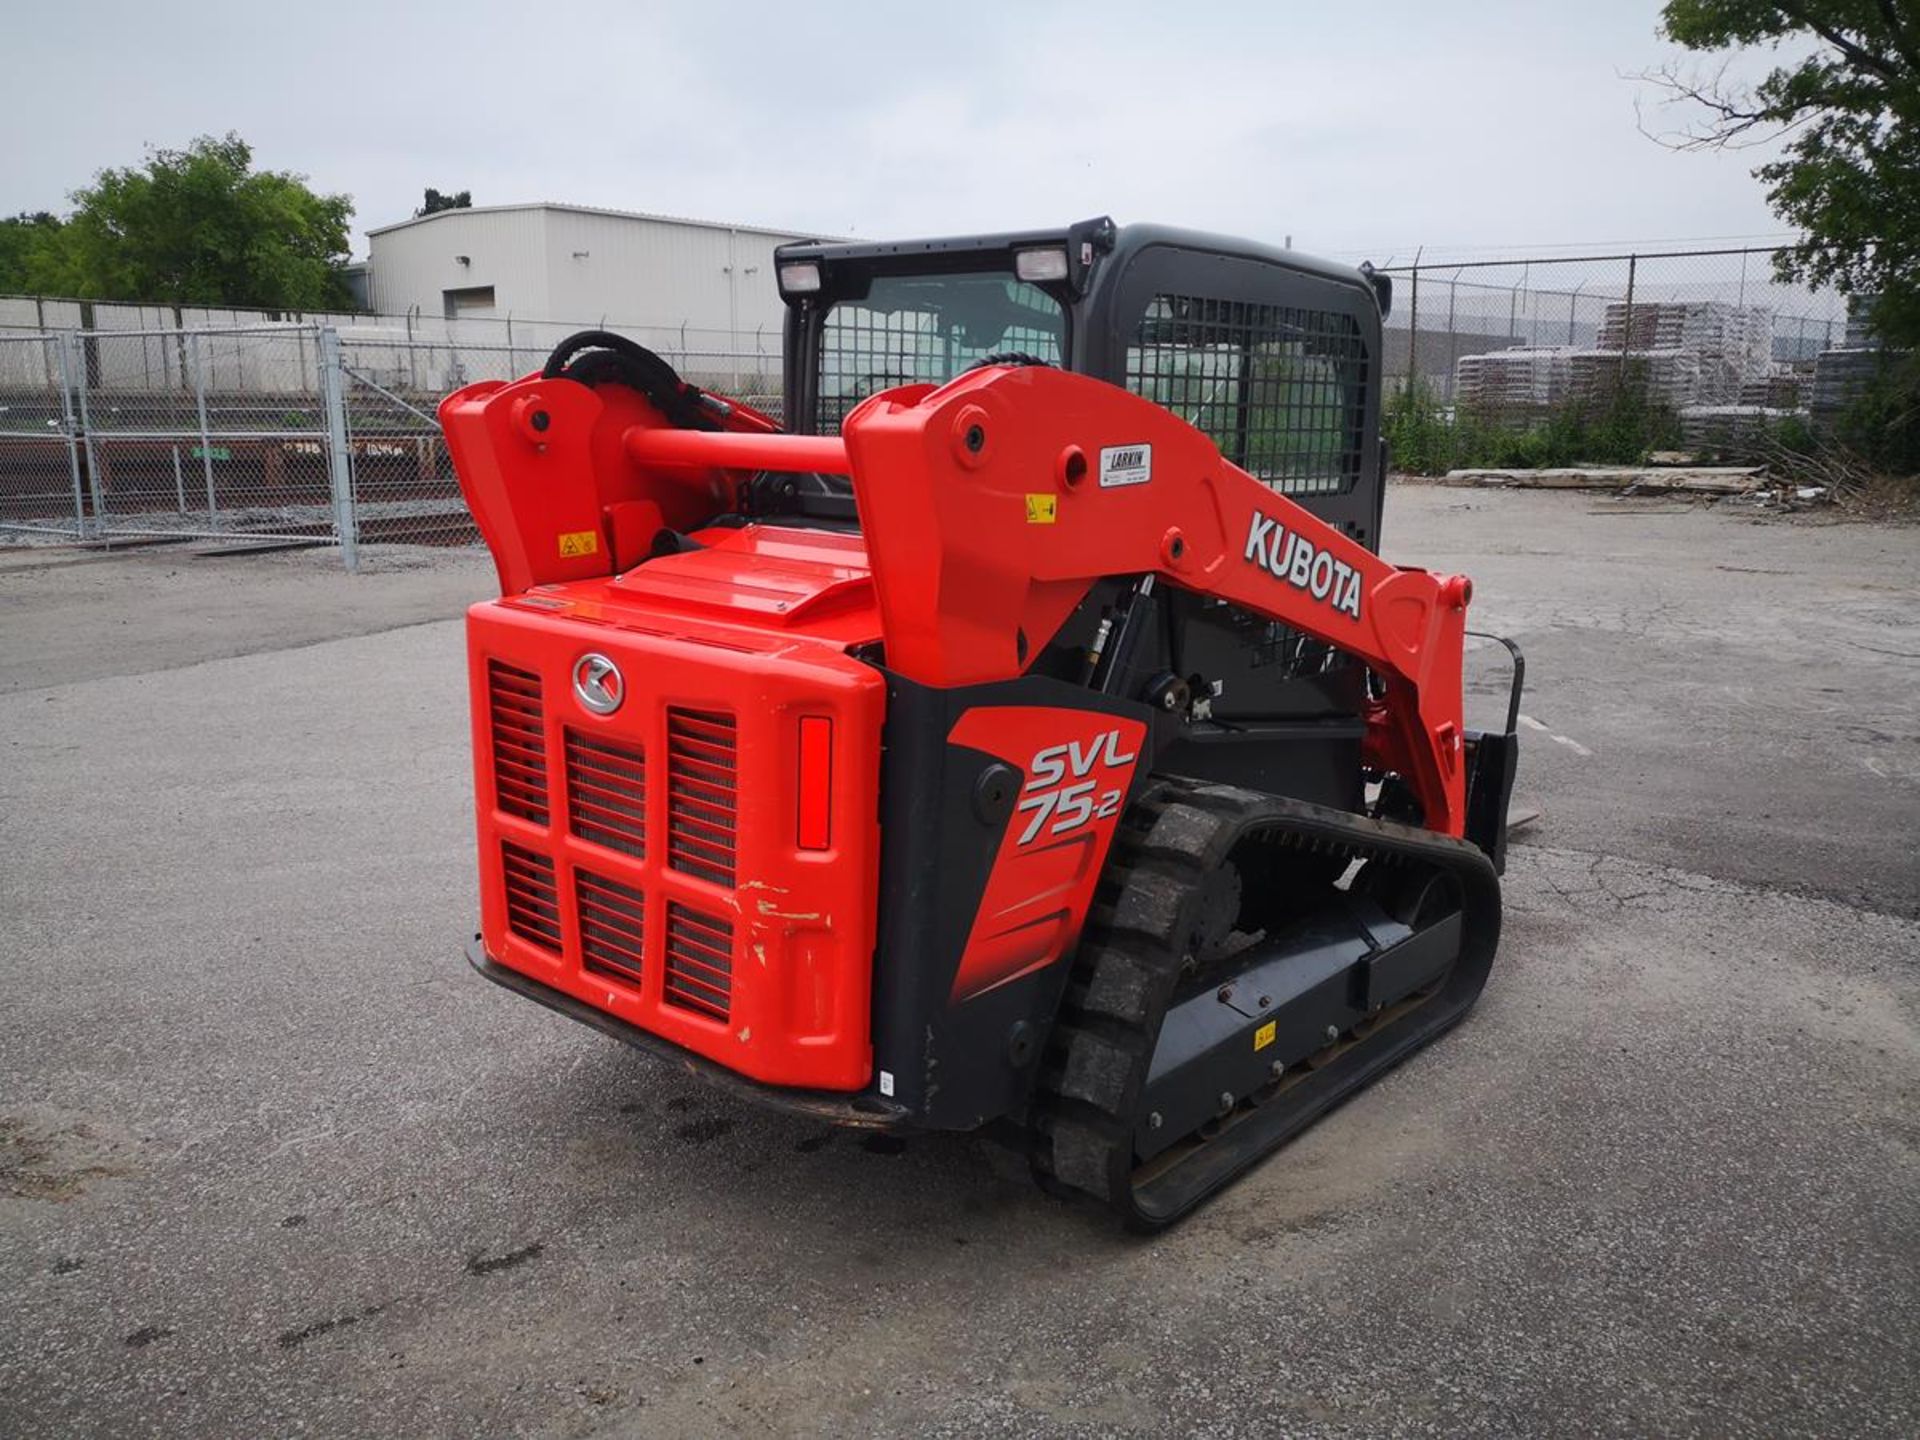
[1099,444,1152,488]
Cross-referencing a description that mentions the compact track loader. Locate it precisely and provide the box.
[442,218,1522,1228]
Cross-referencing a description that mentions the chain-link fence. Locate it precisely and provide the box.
[4,246,1889,558]
[0,316,780,565]
[0,332,87,536]
[1375,247,1881,467]
[77,325,345,546]
[0,293,788,375]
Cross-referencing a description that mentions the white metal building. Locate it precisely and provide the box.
[364,203,823,344]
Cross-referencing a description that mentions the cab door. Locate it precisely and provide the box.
[1078,240,1386,552]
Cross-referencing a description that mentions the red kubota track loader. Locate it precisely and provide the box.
[442,218,1522,1229]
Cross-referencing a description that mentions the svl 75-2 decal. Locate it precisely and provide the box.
[944,708,1149,1002]
[1017,728,1137,844]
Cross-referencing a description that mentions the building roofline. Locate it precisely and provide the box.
[365,202,837,242]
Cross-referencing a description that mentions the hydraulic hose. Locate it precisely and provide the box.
[540,329,719,430]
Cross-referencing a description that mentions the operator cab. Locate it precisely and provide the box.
[749,217,1394,738]
[767,216,1391,552]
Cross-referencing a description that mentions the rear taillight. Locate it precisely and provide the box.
[797,716,833,850]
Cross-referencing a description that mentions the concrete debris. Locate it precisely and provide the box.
[1441,466,1765,494]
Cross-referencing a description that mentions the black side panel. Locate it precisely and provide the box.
[1165,588,1368,723]
[1158,723,1365,812]
[869,672,1163,1130]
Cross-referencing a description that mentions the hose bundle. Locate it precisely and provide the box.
[541,330,724,430]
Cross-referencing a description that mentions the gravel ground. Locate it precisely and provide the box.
[1,489,1915,1437]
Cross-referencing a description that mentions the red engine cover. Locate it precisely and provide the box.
[468,525,885,1091]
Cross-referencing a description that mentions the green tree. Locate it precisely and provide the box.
[42,133,353,309]
[417,188,472,216]
[0,211,66,293]
[1647,2,1918,346]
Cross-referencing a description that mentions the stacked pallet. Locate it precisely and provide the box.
[1595,301,1774,402]
[1678,405,1795,448]
[1453,347,1573,415]
[1842,297,1881,350]
[1567,347,1701,409]
[1455,304,1779,416]
[1807,297,1906,431]
[1739,373,1804,409]
[1810,348,1886,427]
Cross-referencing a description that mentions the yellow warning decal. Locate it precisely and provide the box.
[558,529,600,558]
[1253,1020,1277,1052]
[1025,494,1057,524]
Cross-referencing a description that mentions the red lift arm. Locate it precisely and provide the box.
[442,364,1473,836]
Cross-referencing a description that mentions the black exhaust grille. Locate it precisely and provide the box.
[501,842,561,952]
[666,708,738,886]
[488,661,550,825]
[576,869,646,986]
[663,902,733,1021]
[566,730,646,857]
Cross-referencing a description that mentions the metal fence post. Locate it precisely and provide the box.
[316,325,360,572]
[1621,253,1638,358]
[69,331,106,537]
[1619,253,1639,404]
[1406,262,1421,398]
[53,332,89,539]
[1445,276,1458,404]
[189,331,220,531]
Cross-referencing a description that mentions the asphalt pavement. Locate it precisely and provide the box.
[1,491,1915,1437]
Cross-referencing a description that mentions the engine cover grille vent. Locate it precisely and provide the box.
[488,661,550,825]
[663,902,733,1021]
[576,869,646,987]
[665,708,739,885]
[565,730,646,857]
[501,842,561,952]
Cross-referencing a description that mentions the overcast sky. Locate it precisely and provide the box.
[3,1,1802,264]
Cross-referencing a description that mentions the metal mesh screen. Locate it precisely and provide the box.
[1125,296,1367,497]
[814,275,1065,432]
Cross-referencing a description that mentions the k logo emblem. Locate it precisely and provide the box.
[572,653,624,715]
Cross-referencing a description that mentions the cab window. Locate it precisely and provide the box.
[815,273,1065,431]
[1124,293,1366,496]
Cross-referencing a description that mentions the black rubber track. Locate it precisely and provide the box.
[1027,777,1502,1232]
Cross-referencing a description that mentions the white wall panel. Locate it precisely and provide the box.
[368,208,552,319]
[368,205,813,341]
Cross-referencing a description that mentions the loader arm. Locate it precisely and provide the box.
[618,365,1473,836]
